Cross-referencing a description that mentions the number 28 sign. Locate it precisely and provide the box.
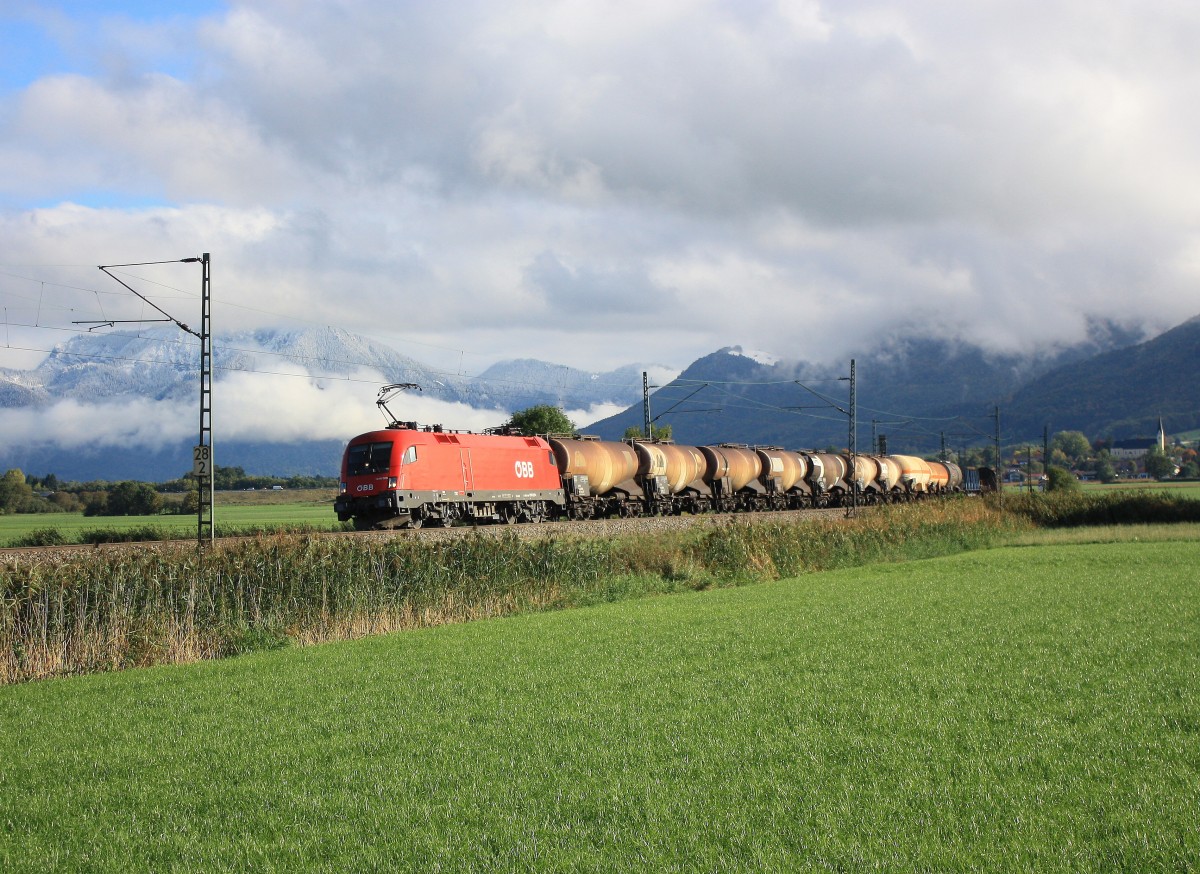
[193,445,212,477]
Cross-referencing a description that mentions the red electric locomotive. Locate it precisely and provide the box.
[335,426,565,528]
[334,385,565,528]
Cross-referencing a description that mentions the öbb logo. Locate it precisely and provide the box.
[514,461,535,479]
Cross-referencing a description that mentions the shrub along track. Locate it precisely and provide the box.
[10,496,1037,686]
[0,506,854,563]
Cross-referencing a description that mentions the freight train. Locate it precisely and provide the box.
[334,400,994,530]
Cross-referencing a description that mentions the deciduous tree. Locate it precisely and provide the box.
[0,469,33,513]
[1052,431,1092,463]
[1144,448,1175,481]
[623,424,673,440]
[105,482,164,516]
[507,405,575,436]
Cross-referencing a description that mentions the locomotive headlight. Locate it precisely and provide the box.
[340,482,347,494]
[388,477,397,489]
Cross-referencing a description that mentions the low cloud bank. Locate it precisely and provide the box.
[0,366,515,454]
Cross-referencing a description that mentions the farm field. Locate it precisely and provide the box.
[0,492,340,545]
[1,532,1195,871]
[1002,479,1200,497]
[1080,479,1200,495]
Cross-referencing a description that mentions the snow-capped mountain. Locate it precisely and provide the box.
[0,326,670,412]
[0,326,674,480]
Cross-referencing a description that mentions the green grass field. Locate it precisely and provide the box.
[0,496,340,545]
[1002,479,1200,497]
[1082,479,1200,495]
[1,531,1195,871]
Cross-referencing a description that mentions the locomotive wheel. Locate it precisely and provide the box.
[501,505,519,524]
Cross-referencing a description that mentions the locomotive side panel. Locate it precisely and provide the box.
[451,434,562,495]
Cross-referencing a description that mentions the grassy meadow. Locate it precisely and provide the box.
[1082,479,1200,496]
[2,500,1030,682]
[0,490,341,546]
[1,530,1196,871]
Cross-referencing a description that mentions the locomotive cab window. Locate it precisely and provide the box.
[347,441,394,475]
[401,446,417,465]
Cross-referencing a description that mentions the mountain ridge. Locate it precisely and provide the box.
[1,316,1196,480]
[587,315,1197,453]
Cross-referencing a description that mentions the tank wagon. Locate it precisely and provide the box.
[336,424,990,529]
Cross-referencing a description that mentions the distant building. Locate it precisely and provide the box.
[1111,418,1167,460]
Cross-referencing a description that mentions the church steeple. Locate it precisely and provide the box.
[1157,417,1166,452]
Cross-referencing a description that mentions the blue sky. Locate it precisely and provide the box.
[1,1,226,208]
[0,2,225,90]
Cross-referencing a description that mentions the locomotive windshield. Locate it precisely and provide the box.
[347,441,394,476]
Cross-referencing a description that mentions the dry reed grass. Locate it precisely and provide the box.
[2,501,1027,684]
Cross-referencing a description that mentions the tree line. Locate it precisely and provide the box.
[0,466,338,516]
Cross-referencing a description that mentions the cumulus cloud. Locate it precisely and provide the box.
[2,0,1200,380]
